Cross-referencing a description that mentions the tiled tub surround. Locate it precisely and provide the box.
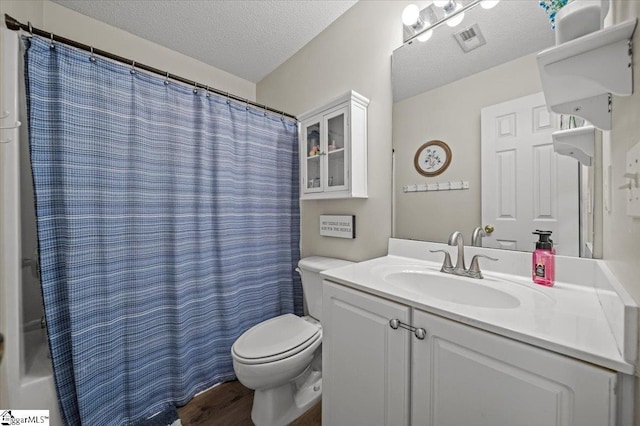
[321,238,637,374]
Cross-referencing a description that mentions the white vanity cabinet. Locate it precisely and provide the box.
[322,281,618,426]
[412,309,617,426]
[322,281,411,426]
[299,91,368,200]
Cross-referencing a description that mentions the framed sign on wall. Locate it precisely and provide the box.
[320,215,356,239]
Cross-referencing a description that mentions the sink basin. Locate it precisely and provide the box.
[382,270,521,309]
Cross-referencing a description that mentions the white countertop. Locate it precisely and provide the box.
[321,252,636,374]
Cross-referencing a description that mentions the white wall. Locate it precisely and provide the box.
[0,0,256,100]
[257,0,405,262]
[606,1,640,421]
[393,53,542,244]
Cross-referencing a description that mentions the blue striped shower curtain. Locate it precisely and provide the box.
[24,35,301,425]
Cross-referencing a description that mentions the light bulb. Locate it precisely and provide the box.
[417,29,433,42]
[480,0,500,9]
[402,4,420,26]
[433,0,449,7]
[445,3,464,27]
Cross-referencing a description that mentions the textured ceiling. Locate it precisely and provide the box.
[51,0,358,83]
[392,0,556,102]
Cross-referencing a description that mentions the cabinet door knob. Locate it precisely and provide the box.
[389,319,400,329]
[414,328,427,340]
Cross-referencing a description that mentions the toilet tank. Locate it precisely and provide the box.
[297,256,353,322]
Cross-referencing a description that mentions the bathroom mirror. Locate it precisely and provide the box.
[391,0,603,258]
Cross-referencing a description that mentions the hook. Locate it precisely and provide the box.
[164,72,170,86]
[205,86,210,98]
[89,46,96,63]
[193,82,198,94]
[49,33,55,49]
[28,22,33,36]
[0,121,22,130]
[0,120,22,130]
[130,61,136,75]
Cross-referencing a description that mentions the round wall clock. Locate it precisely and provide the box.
[413,140,452,177]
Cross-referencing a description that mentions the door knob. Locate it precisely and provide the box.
[484,225,494,234]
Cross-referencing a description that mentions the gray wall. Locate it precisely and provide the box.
[606,0,640,412]
[257,1,406,261]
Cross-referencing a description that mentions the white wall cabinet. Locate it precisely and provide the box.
[299,91,368,200]
[322,281,618,426]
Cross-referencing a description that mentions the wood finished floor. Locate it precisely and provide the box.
[177,380,321,426]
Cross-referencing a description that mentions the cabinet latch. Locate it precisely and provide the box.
[389,318,427,340]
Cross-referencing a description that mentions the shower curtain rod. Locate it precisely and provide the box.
[4,14,298,121]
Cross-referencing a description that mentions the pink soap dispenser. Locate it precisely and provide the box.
[532,230,555,287]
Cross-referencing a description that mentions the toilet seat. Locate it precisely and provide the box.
[232,314,321,365]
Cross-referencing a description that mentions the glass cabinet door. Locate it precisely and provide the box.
[304,119,322,193]
[324,107,349,192]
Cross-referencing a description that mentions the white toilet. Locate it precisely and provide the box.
[231,256,353,426]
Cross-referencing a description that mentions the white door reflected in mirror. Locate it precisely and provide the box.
[481,92,580,257]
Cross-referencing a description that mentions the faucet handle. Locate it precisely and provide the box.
[468,254,498,279]
[430,250,454,273]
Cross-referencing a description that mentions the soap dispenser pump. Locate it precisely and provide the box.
[532,230,555,287]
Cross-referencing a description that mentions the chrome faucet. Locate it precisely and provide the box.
[471,226,486,247]
[430,231,497,279]
[448,231,467,274]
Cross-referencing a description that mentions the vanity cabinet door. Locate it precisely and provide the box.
[411,309,617,426]
[322,281,411,426]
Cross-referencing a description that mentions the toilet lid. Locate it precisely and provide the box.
[233,314,320,361]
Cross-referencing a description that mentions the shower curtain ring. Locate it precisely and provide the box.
[193,82,198,94]
[28,22,33,36]
[164,72,170,86]
[130,61,136,75]
[281,112,285,122]
[89,46,96,63]
[226,93,230,105]
[245,99,249,111]
[263,105,267,117]
[49,33,55,49]
[205,86,210,98]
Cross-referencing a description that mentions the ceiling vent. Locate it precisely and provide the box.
[453,23,487,53]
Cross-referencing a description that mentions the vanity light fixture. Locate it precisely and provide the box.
[443,1,465,27]
[401,0,500,44]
